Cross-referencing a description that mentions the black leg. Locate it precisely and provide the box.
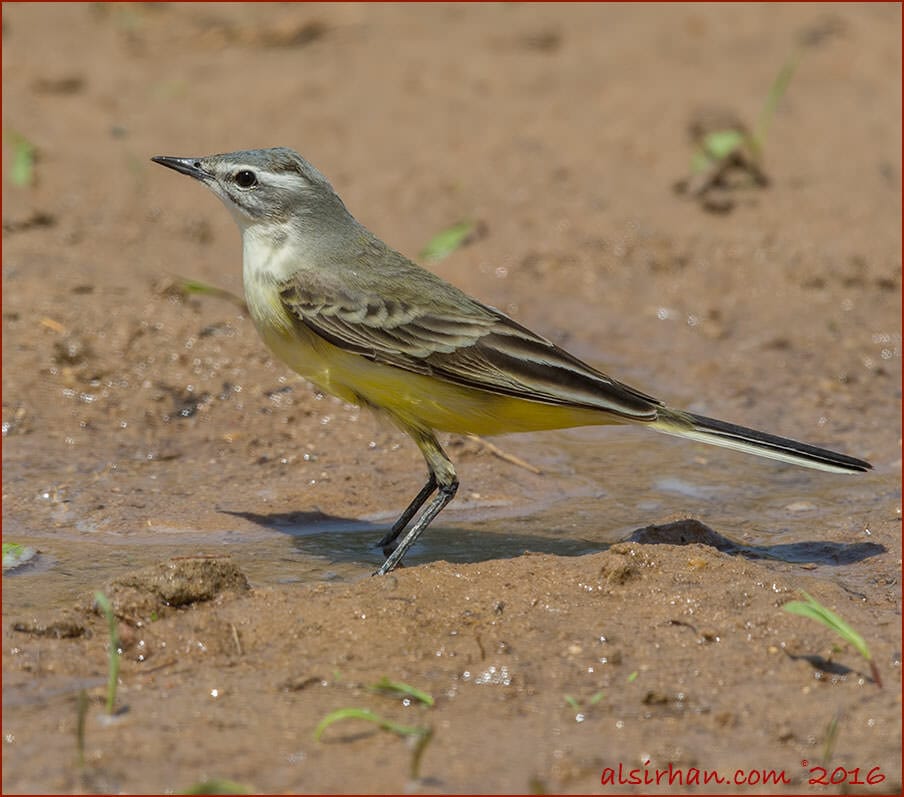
[376,473,437,549]
[375,480,458,575]
[373,429,458,575]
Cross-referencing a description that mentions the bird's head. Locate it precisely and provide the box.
[152,147,347,230]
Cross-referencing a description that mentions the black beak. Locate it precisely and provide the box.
[151,155,210,181]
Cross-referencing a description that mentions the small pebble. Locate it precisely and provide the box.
[785,501,816,513]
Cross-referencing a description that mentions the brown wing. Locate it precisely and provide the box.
[279,278,662,421]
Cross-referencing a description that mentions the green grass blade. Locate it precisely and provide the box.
[783,591,871,661]
[822,710,842,767]
[784,590,881,686]
[753,51,800,149]
[420,220,474,262]
[76,689,89,768]
[93,591,120,714]
[4,130,36,186]
[409,725,434,780]
[183,779,250,794]
[166,276,247,309]
[314,707,427,741]
[3,541,37,571]
[370,677,434,706]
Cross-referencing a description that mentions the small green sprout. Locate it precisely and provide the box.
[183,778,250,794]
[564,691,604,716]
[162,276,246,310]
[314,707,434,779]
[822,710,842,767]
[316,678,435,777]
[783,590,881,688]
[420,220,475,262]
[627,671,638,683]
[93,592,121,714]
[2,541,37,571]
[76,689,89,768]
[313,707,426,741]
[692,50,800,175]
[692,129,748,173]
[369,677,434,706]
[4,130,36,186]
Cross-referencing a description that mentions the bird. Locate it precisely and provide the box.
[152,147,871,574]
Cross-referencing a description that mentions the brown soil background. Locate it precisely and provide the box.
[2,3,901,794]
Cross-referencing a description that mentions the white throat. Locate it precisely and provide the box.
[241,222,298,284]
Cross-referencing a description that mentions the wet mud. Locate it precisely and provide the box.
[3,3,901,793]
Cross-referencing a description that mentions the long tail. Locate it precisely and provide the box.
[652,410,871,474]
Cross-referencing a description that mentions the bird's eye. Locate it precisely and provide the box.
[234,170,258,189]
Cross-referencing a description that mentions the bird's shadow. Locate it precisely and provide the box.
[221,510,885,570]
[625,519,886,567]
[221,509,603,567]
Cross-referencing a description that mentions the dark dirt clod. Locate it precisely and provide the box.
[98,557,250,623]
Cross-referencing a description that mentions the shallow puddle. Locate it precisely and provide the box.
[4,426,890,617]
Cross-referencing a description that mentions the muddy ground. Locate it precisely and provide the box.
[2,3,901,794]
